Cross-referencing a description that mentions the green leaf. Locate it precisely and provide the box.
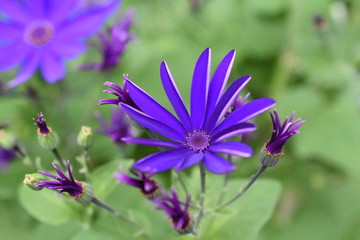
[89,159,132,200]
[19,185,82,225]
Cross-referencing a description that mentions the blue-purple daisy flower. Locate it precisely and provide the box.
[102,49,276,174]
[95,107,136,145]
[78,9,135,71]
[0,0,119,87]
[151,187,193,234]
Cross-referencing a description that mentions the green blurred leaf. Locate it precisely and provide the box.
[19,185,81,225]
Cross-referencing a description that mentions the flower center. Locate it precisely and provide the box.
[185,130,211,153]
[25,21,54,47]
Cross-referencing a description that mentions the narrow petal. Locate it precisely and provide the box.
[134,148,188,173]
[0,22,23,40]
[58,0,119,40]
[205,75,251,131]
[122,137,183,149]
[0,41,31,71]
[204,50,235,122]
[160,61,192,131]
[0,0,31,24]
[203,151,236,174]
[176,152,204,171]
[213,98,276,136]
[49,39,87,60]
[7,53,40,88]
[211,142,253,158]
[125,80,187,136]
[212,122,256,143]
[27,0,46,18]
[191,48,211,129]
[49,0,80,24]
[40,52,66,83]
[120,103,185,143]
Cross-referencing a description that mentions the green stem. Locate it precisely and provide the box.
[216,155,233,206]
[91,197,137,225]
[216,165,267,211]
[51,148,66,170]
[195,163,206,231]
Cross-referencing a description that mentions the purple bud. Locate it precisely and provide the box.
[34,112,50,135]
[114,165,159,199]
[151,187,193,234]
[260,110,306,167]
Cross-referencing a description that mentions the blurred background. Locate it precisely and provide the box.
[1,0,360,239]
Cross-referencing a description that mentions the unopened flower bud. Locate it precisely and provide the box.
[75,182,94,205]
[0,129,17,149]
[24,173,46,191]
[34,113,59,150]
[77,126,93,149]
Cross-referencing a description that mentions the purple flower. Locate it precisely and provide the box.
[0,0,119,88]
[78,9,135,71]
[35,161,83,198]
[265,110,306,155]
[152,188,193,234]
[0,147,16,171]
[114,165,159,198]
[99,74,141,110]
[114,48,276,174]
[34,112,50,135]
[226,92,250,117]
[95,107,136,145]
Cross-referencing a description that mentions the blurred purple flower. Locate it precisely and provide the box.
[36,160,84,197]
[114,48,275,174]
[0,0,120,88]
[34,112,50,135]
[265,110,306,155]
[114,165,159,198]
[96,107,136,145]
[151,187,193,234]
[0,147,16,171]
[78,9,135,71]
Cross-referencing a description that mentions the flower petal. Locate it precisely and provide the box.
[211,142,253,158]
[191,48,211,129]
[213,98,276,136]
[205,75,251,131]
[120,103,185,143]
[0,21,22,40]
[212,122,256,143]
[204,49,235,122]
[7,52,40,88]
[49,39,87,60]
[160,61,192,131]
[134,148,188,173]
[203,151,236,174]
[0,0,31,24]
[49,0,80,24]
[0,41,31,71]
[40,51,66,83]
[176,152,204,171]
[125,79,187,137]
[122,137,183,149]
[58,0,119,41]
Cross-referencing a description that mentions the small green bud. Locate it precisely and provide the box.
[24,173,45,191]
[77,126,93,149]
[259,145,282,167]
[37,128,60,150]
[0,129,17,149]
[75,182,94,205]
